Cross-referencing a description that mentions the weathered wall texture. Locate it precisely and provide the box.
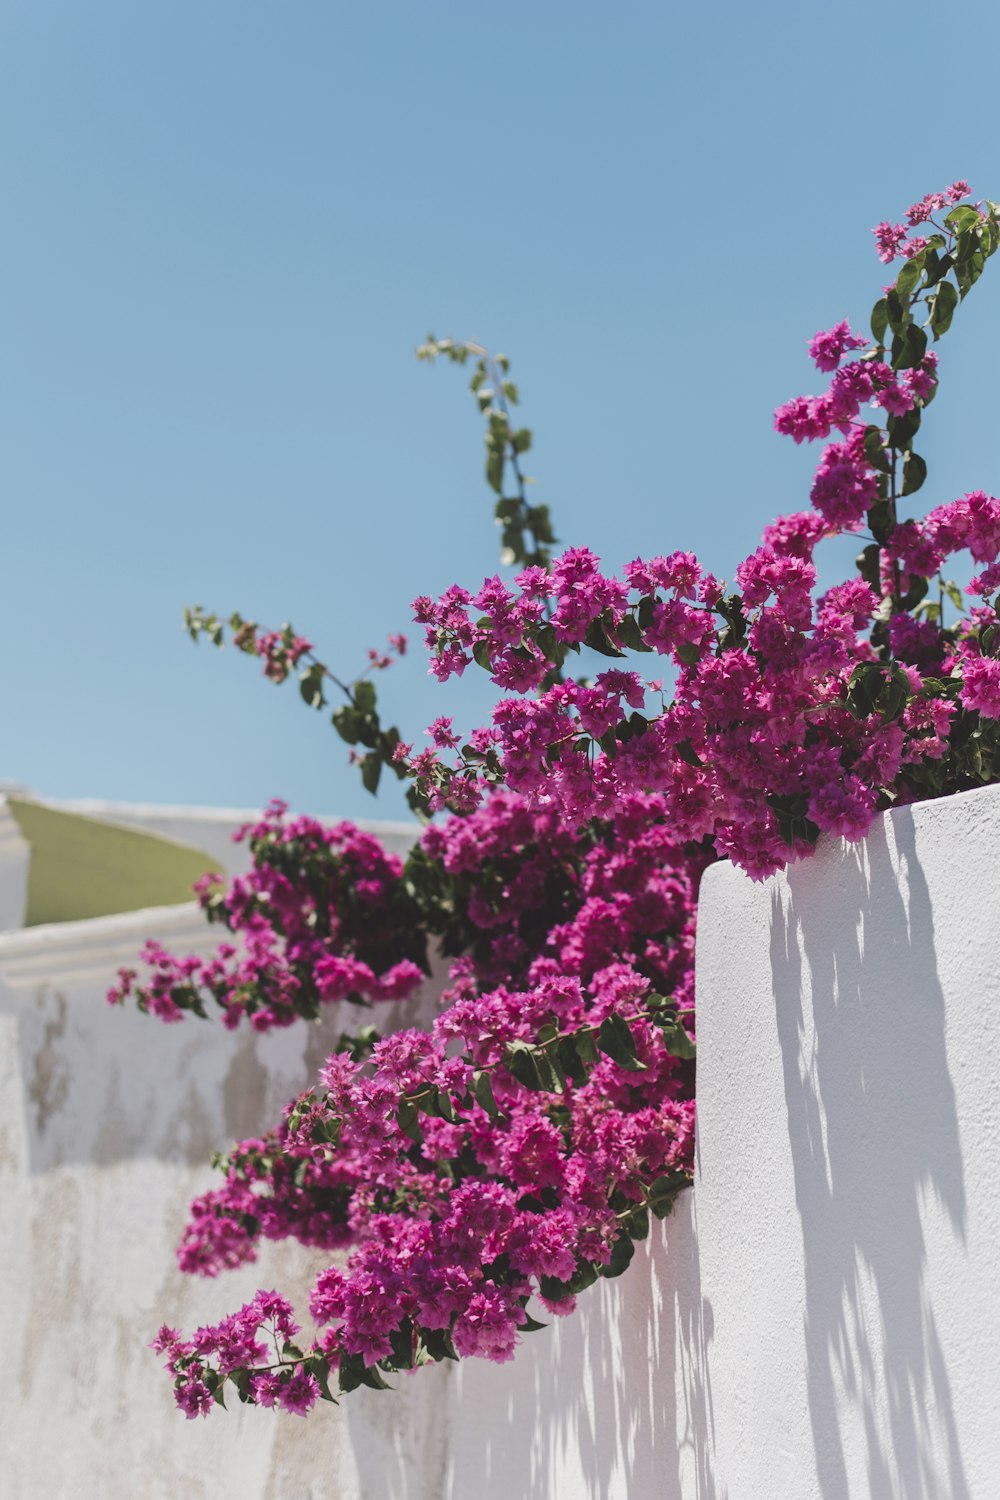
[4,788,1000,1498]
[0,897,452,1500]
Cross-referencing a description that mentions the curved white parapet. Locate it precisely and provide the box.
[3,789,1000,1496]
[684,780,1000,1500]
[0,795,31,932]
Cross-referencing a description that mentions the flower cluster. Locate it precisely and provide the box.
[149,794,700,1413]
[411,186,1000,878]
[108,801,427,1028]
[873,180,972,262]
[154,1292,329,1417]
[135,184,1000,1419]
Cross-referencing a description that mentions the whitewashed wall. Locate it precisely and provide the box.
[4,788,1000,1498]
[0,896,452,1500]
[686,781,1000,1500]
[0,795,31,931]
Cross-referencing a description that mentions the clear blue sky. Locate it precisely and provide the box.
[3,1,1000,821]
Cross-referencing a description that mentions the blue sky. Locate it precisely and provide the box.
[3,1,1000,820]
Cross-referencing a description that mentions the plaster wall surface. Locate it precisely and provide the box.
[686,781,1000,1500]
[0,795,31,930]
[0,886,449,1500]
[4,789,1000,1498]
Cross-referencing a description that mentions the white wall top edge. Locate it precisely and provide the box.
[699,780,1000,904]
[0,901,212,984]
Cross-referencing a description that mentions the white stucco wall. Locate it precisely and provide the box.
[686,781,1000,1500]
[0,894,450,1500]
[0,795,31,931]
[4,787,1000,1498]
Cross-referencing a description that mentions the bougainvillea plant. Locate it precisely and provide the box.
[112,183,1000,1418]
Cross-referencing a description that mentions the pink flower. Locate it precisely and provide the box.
[960,654,1000,718]
[872,220,908,264]
[278,1368,321,1416]
[808,320,867,372]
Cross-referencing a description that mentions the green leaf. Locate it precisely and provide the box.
[885,288,908,335]
[598,1014,647,1072]
[574,1027,599,1068]
[886,406,921,449]
[895,254,925,300]
[420,1328,460,1363]
[353,680,377,714]
[863,425,890,474]
[901,451,927,497]
[338,1352,392,1392]
[583,619,626,658]
[946,203,981,234]
[526,504,555,544]
[360,753,383,796]
[299,663,326,710]
[435,1088,456,1123]
[955,231,986,299]
[658,1017,696,1059]
[307,1355,337,1403]
[332,705,361,744]
[511,428,532,455]
[388,1320,415,1370]
[891,321,927,371]
[600,1233,636,1280]
[473,1070,499,1117]
[472,639,493,672]
[921,246,949,287]
[616,613,652,653]
[676,738,703,769]
[485,447,505,494]
[396,1098,424,1144]
[930,279,958,338]
[856,543,881,589]
[899,573,929,612]
[847,662,885,718]
[870,298,889,344]
[647,1172,690,1218]
[568,1260,600,1294]
[867,498,894,545]
[503,1041,544,1091]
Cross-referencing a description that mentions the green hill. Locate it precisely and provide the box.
[8,798,222,926]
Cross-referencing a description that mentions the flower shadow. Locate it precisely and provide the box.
[771,811,970,1499]
[345,1191,720,1500]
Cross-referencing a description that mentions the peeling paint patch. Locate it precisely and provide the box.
[28,988,69,1135]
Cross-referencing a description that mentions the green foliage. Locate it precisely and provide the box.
[416,335,556,571]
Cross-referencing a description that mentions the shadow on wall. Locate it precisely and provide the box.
[771,811,969,1500]
[344,1193,723,1500]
